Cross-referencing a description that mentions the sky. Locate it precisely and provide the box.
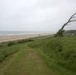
[0,0,76,32]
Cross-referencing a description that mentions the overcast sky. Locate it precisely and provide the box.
[0,0,76,32]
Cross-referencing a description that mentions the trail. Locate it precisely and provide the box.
[0,43,57,75]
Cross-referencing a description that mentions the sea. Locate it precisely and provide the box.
[0,31,51,36]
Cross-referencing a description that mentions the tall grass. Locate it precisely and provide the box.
[0,45,19,62]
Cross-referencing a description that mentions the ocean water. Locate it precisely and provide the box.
[0,31,50,36]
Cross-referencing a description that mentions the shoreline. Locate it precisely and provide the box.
[0,33,52,43]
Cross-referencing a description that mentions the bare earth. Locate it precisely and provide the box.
[0,33,51,43]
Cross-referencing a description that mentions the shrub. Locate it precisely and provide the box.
[0,43,3,47]
[8,41,15,47]
[17,39,34,43]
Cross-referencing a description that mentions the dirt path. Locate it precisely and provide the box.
[0,44,57,75]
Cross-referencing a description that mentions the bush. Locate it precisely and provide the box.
[8,41,15,47]
[0,43,3,47]
[17,39,34,43]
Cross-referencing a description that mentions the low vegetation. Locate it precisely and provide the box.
[64,30,76,34]
[0,35,76,75]
[17,39,34,44]
[0,44,19,62]
[29,35,76,75]
[8,41,16,47]
[0,39,33,62]
[0,43,3,47]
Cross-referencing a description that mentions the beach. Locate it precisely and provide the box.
[0,33,51,43]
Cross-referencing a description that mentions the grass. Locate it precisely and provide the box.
[0,38,33,62]
[0,35,76,75]
[29,35,76,75]
[0,38,57,75]
[0,44,19,62]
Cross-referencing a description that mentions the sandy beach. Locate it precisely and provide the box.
[0,33,51,43]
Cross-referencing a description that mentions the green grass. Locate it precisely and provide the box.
[0,35,76,75]
[29,35,76,75]
[0,39,57,75]
[0,38,34,62]
[0,44,19,62]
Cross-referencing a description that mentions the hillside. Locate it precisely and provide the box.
[0,35,76,75]
[29,35,76,75]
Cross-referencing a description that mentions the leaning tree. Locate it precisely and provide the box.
[55,13,76,37]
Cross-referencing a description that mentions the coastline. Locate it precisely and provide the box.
[0,33,52,43]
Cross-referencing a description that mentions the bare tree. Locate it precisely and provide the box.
[55,13,76,37]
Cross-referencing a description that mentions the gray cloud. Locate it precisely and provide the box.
[0,0,76,32]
